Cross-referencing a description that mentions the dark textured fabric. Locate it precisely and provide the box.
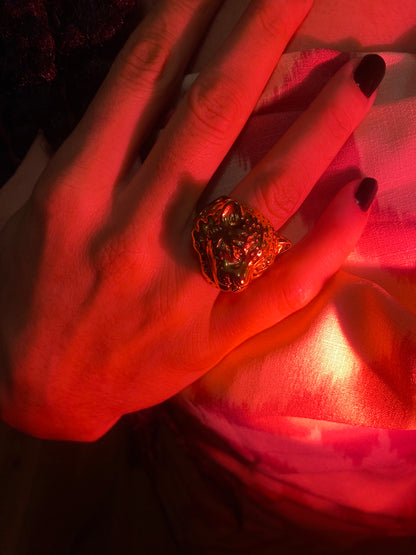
[0,0,142,186]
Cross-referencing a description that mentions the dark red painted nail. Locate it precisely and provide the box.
[354,54,386,98]
[355,177,378,211]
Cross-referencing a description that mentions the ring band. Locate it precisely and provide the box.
[192,196,291,292]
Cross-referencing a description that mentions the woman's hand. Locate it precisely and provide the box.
[0,0,383,440]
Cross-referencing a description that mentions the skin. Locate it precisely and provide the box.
[186,0,416,71]
[2,0,414,224]
[0,0,390,440]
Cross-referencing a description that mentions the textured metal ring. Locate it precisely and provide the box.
[191,196,291,292]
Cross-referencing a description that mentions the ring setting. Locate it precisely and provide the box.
[192,196,291,292]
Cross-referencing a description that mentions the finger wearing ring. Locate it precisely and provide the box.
[192,196,291,293]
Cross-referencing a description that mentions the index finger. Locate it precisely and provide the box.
[38,0,224,200]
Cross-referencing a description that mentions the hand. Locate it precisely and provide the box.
[0,0,382,440]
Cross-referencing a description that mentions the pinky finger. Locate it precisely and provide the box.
[212,177,378,347]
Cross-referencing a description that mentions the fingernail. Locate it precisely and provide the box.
[355,177,378,211]
[353,54,386,98]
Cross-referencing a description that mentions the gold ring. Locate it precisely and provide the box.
[192,196,291,292]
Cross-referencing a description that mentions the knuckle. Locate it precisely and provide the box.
[187,74,243,140]
[30,184,67,228]
[88,227,151,284]
[256,0,313,42]
[90,239,121,276]
[256,170,302,222]
[279,277,310,314]
[255,3,287,41]
[118,30,172,90]
[31,176,93,238]
[325,101,355,143]
[89,234,131,278]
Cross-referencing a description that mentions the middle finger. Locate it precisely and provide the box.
[130,0,313,221]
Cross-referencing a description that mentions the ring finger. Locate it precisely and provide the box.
[232,54,386,228]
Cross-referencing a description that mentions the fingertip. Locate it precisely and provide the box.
[290,177,377,273]
[354,177,378,212]
[323,176,378,224]
[353,54,386,98]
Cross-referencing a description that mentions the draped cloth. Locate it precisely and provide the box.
[137,49,416,553]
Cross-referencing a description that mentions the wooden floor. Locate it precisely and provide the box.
[0,417,179,555]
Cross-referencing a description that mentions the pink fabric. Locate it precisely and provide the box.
[150,49,416,550]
